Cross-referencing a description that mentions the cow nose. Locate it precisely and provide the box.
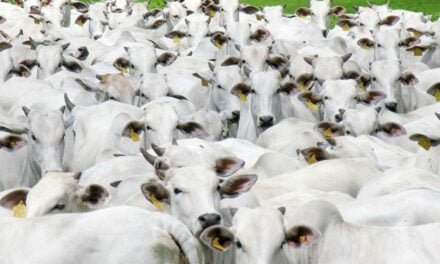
[385,102,397,112]
[322,30,328,38]
[30,6,40,13]
[335,114,343,123]
[93,35,102,40]
[259,116,274,127]
[198,213,222,230]
[230,111,240,122]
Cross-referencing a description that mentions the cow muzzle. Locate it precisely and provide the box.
[259,116,274,128]
[198,213,222,231]
[385,102,397,112]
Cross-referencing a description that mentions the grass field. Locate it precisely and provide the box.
[148,0,440,20]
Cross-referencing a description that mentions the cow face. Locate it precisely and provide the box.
[249,70,282,130]
[22,108,65,174]
[23,0,43,14]
[200,207,289,263]
[320,80,358,122]
[341,107,380,136]
[141,166,257,235]
[25,171,108,217]
[36,43,69,79]
[305,54,352,85]
[240,45,269,72]
[370,60,401,112]
[375,28,400,60]
[212,65,243,122]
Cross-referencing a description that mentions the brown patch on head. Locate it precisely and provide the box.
[149,19,167,29]
[221,56,241,66]
[0,189,28,209]
[250,29,270,42]
[378,122,406,137]
[300,147,331,163]
[240,5,259,14]
[157,52,177,66]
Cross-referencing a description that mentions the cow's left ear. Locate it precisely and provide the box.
[219,174,258,198]
[314,122,345,138]
[80,185,109,209]
[377,122,406,137]
[285,225,321,249]
[379,15,399,26]
[299,147,331,164]
[0,189,28,210]
[409,134,440,151]
[141,181,169,211]
[427,83,440,101]
[215,157,245,177]
[200,225,234,252]
[177,121,207,138]
[400,71,418,86]
[122,121,145,142]
[357,90,387,104]
[330,6,345,16]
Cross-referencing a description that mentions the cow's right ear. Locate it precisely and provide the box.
[314,122,345,138]
[427,83,440,101]
[0,42,11,52]
[400,71,418,86]
[298,92,323,110]
[215,157,245,177]
[231,83,252,102]
[357,90,387,104]
[299,147,331,164]
[377,122,406,137]
[0,189,29,210]
[409,134,440,151]
[219,174,258,198]
[0,134,27,152]
[295,7,311,17]
[285,225,321,249]
[141,181,169,211]
[200,225,234,252]
[71,2,89,13]
[177,121,208,138]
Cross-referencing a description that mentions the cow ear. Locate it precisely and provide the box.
[285,225,321,249]
[427,83,440,101]
[231,83,252,102]
[296,74,315,91]
[219,174,258,198]
[299,147,331,164]
[22,106,31,117]
[0,189,28,210]
[0,134,27,152]
[379,15,400,26]
[341,53,352,63]
[278,207,286,215]
[176,121,207,138]
[122,121,145,142]
[71,1,89,13]
[141,181,169,211]
[298,92,323,110]
[64,93,76,112]
[0,42,12,52]
[278,82,300,95]
[409,134,440,151]
[357,38,375,50]
[358,90,387,104]
[330,6,345,16]
[400,72,418,86]
[295,7,311,17]
[200,225,234,252]
[303,56,314,66]
[377,122,406,137]
[215,157,245,177]
[314,122,345,138]
[81,184,108,209]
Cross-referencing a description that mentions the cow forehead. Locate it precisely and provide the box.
[27,173,77,204]
[29,111,64,135]
[251,71,280,91]
[144,103,178,124]
[322,80,357,96]
[233,208,285,241]
[168,167,218,187]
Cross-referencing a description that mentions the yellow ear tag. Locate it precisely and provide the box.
[212,237,225,251]
[215,42,222,49]
[361,43,370,50]
[359,82,366,92]
[323,128,334,138]
[299,235,306,243]
[342,24,350,31]
[119,66,128,74]
[150,194,164,210]
[12,201,27,218]
[306,100,318,110]
[307,154,317,164]
[172,36,181,45]
[413,47,423,57]
[129,129,140,142]
[201,79,209,87]
[10,140,17,148]
[299,82,307,92]
[76,20,84,27]
[256,15,263,21]
[238,92,247,102]
[418,137,432,151]
[413,31,422,38]
[435,90,440,102]
[209,10,216,17]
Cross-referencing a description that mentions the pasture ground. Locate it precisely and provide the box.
[147,0,440,20]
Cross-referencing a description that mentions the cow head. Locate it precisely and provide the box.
[141,166,257,235]
[25,171,108,217]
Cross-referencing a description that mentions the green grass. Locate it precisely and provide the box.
[146,0,439,20]
[242,0,440,20]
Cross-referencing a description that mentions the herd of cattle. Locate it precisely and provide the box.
[1,0,440,262]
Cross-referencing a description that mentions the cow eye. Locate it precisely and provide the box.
[53,203,65,210]
[346,130,351,135]
[324,96,329,100]
[146,125,152,130]
[251,89,256,94]
[372,77,377,81]
[31,134,37,141]
[236,240,242,249]
[280,241,285,248]
[174,188,182,194]
[377,44,382,48]
[217,85,223,89]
